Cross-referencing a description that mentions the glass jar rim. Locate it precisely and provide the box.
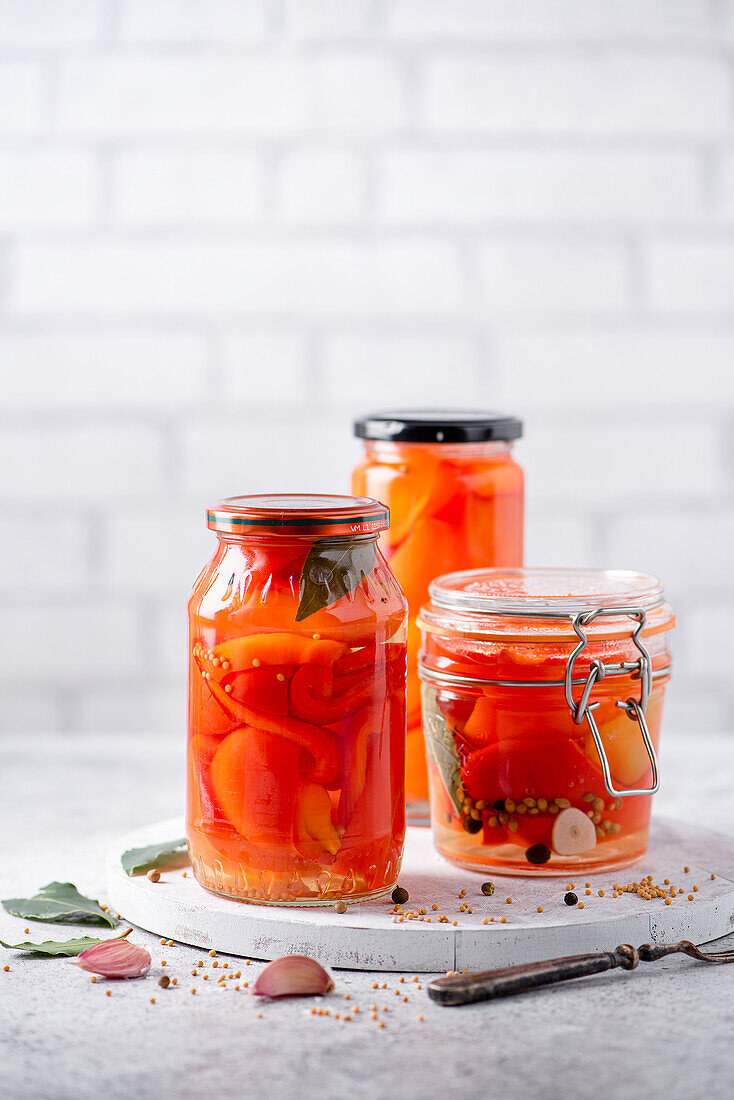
[207,494,389,537]
[421,567,675,642]
[430,567,664,616]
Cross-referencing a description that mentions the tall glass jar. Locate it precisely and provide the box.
[187,494,408,906]
[352,411,524,823]
[419,568,675,875]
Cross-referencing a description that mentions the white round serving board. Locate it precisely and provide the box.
[106,817,734,973]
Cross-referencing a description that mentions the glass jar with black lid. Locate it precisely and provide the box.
[351,410,524,823]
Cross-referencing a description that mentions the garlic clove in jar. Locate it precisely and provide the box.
[551,807,597,856]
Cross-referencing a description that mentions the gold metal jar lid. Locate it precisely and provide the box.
[207,494,389,538]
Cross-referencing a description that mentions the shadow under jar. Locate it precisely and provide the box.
[418,568,675,876]
[187,494,408,906]
[351,410,524,825]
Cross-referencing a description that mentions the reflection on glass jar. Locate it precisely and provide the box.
[418,568,675,875]
[187,494,408,906]
[352,411,524,823]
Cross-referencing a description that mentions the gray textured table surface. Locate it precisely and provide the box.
[1,731,733,1100]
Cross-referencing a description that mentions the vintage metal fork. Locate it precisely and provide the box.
[427,940,734,1006]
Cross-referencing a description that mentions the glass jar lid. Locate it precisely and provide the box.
[420,568,675,642]
[353,409,523,444]
[207,494,389,537]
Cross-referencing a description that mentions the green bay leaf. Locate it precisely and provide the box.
[121,837,189,877]
[0,933,125,957]
[296,539,377,622]
[2,882,117,928]
[421,686,464,816]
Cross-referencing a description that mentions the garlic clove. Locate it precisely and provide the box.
[70,934,151,978]
[552,807,597,856]
[252,955,334,999]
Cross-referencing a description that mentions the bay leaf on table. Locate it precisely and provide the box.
[120,837,189,877]
[2,882,117,928]
[0,933,128,957]
[296,539,377,622]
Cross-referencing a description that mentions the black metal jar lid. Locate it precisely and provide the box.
[353,409,523,444]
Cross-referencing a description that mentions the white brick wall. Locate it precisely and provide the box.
[0,0,732,736]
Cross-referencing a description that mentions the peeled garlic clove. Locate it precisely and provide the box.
[71,935,151,978]
[252,955,334,998]
[552,807,597,856]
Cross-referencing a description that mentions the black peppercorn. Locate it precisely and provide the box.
[462,816,483,834]
[564,891,578,906]
[391,885,409,905]
[481,881,495,896]
[525,843,552,865]
[493,799,505,812]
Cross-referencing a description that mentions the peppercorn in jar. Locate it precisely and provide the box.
[188,495,408,905]
[352,411,524,824]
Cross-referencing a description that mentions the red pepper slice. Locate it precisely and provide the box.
[293,781,341,864]
[204,678,339,787]
[227,666,291,716]
[462,737,605,805]
[190,678,235,740]
[335,705,377,828]
[188,738,239,838]
[436,691,477,733]
[333,642,405,677]
[289,664,371,726]
[209,726,301,870]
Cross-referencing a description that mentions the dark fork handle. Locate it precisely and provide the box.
[427,944,639,1006]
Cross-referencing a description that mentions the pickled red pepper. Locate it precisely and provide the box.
[187,495,408,905]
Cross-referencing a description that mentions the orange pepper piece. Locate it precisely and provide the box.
[210,726,301,870]
[293,781,341,864]
[194,632,347,682]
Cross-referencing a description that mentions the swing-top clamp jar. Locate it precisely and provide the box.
[418,568,675,875]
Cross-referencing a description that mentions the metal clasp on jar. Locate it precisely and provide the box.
[565,607,659,799]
